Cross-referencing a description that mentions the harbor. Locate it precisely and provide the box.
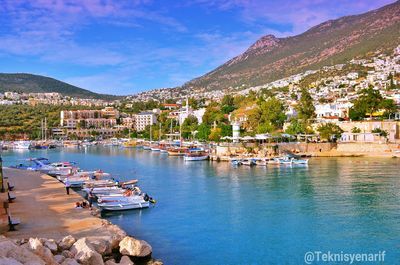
[1,146,400,264]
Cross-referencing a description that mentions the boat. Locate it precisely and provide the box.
[231,159,242,166]
[97,195,150,211]
[122,140,137,148]
[14,140,31,149]
[291,158,309,165]
[255,159,268,166]
[82,186,127,196]
[167,147,186,156]
[274,156,293,165]
[14,158,55,172]
[241,158,257,166]
[184,149,209,161]
[150,144,161,152]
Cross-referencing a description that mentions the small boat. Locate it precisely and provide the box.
[292,158,309,165]
[82,186,126,196]
[15,158,55,172]
[241,158,257,166]
[142,145,151,150]
[231,159,242,166]
[122,140,137,148]
[14,140,31,149]
[167,147,186,156]
[184,149,209,161]
[274,156,293,165]
[97,195,150,211]
[255,159,268,166]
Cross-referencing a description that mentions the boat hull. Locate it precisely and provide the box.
[184,155,209,161]
[98,201,150,211]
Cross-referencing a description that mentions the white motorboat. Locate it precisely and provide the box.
[82,186,126,196]
[14,140,31,149]
[274,156,293,165]
[241,158,257,166]
[292,158,309,165]
[97,195,150,211]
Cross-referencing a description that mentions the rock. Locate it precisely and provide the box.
[44,239,58,253]
[27,238,58,265]
[0,236,46,265]
[119,236,152,258]
[59,235,76,250]
[86,237,110,255]
[146,260,163,265]
[119,256,134,265]
[104,224,127,250]
[70,238,104,265]
[54,255,66,264]
[104,260,118,265]
[61,258,80,265]
[62,250,75,259]
[0,257,23,265]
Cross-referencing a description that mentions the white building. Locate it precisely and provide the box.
[134,112,157,132]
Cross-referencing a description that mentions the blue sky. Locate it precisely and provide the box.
[0,0,395,95]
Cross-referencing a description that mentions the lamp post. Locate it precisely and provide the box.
[0,156,5,193]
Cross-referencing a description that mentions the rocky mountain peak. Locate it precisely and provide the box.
[247,34,280,52]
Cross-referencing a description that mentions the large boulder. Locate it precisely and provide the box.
[119,256,134,265]
[61,258,80,265]
[104,260,118,265]
[54,254,66,264]
[44,239,58,253]
[59,235,76,250]
[70,238,104,265]
[0,257,23,265]
[103,223,127,250]
[0,236,46,265]
[86,237,111,255]
[27,238,58,265]
[61,250,75,259]
[119,236,152,258]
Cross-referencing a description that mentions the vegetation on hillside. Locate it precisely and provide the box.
[0,73,121,100]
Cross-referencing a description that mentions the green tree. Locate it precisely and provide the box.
[208,127,222,142]
[197,123,211,141]
[351,127,361,133]
[317,123,343,142]
[296,88,315,124]
[350,86,382,119]
[285,119,306,135]
[181,115,199,139]
[258,97,286,131]
[372,128,388,138]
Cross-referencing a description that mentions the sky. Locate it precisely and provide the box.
[0,0,395,95]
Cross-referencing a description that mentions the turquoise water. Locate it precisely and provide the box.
[2,147,400,264]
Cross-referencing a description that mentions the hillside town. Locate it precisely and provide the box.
[1,46,400,147]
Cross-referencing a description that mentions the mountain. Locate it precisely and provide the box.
[0,73,121,100]
[183,1,400,91]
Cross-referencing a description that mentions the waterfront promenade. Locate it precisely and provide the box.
[0,168,110,240]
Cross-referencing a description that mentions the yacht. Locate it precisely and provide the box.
[184,149,209,161]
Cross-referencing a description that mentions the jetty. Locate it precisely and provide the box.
[0,167,162,265]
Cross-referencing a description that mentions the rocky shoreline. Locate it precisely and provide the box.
[1,219,162,265]
[1,168,162,265]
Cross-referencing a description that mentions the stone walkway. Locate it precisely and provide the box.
[0,168,110,240]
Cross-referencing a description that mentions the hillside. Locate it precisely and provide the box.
[0,73,121,100]
[182,1,400,91]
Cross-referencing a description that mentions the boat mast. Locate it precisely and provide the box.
[159,122,161,142]
[44,117,47,141]
[150,123,152,143]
